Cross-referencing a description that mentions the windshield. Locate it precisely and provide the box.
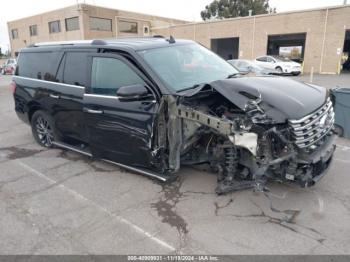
[138,43,239,92]
[272,55,291,62]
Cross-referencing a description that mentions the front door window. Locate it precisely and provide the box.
[91,57,145,96]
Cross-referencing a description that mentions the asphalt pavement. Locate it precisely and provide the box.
[1,74,350,255]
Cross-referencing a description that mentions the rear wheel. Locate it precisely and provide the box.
[31,110,57,148]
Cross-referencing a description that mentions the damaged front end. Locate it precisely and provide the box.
[161,78,336,194]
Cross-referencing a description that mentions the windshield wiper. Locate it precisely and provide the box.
[226,73,240,78]
[176,84,203,93]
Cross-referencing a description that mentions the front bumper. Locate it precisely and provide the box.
[284,67,301,74]
[295,133,337,186]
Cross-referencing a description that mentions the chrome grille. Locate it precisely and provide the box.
[289,98,335,148]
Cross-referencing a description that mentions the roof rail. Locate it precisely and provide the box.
[30,39,107,47]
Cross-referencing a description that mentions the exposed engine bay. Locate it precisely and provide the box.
[158,78,336,194]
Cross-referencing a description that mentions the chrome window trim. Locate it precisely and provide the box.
[12,75,85,89]
[84,93,120,100]
[84,93,156,104]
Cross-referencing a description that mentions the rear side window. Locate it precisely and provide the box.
[256,57,267,62]
[267,57,274,63]
[91,57,144,96]
[16,52,61,81]
[62,52,88,87]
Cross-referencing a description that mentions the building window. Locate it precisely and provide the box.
[29,25,38,36]
[11,29,19,39]
[65,17,79,31]
[49,20,61,34]
[90,17,112,31]
[119,20,138,34]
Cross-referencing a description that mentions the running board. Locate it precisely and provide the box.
[102,159,169,182]
[52,141,92,157]
[52,141,171,182]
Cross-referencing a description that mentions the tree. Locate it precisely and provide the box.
[201,0,276,21]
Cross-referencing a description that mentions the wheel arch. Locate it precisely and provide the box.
[27,102,44,122]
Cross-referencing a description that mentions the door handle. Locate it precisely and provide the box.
[141,100,157,105]
[83,108,104,114]
[49,94,60,99]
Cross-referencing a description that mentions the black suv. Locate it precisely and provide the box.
[13,37,336,194]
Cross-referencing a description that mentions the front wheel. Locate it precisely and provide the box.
[334,124,344,137]
[31,110,58,148]
[276,67,283,74]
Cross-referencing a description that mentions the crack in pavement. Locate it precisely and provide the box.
[214,197,234,216]
[209,190,329,247]
[219,198,327,246]
[0,175,29,191]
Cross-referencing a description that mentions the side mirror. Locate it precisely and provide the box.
[116,84,153,102]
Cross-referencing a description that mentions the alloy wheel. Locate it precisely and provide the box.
[35,116,54,147]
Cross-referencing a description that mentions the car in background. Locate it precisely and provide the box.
[227,59,279,75]
[1,59,17,75]
[255,55,301,75]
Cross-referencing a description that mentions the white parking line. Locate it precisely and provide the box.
[17,160,176,252]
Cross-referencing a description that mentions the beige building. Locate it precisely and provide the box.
[7,4,187,57]
[152,4,350,74]
[7,4,350,74]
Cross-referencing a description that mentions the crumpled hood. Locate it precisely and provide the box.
[182,76,327,123]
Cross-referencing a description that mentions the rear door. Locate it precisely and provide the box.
[255,56,268,68]
[266,56,277,69]
[83,53,159,169]
[53,50,95,143]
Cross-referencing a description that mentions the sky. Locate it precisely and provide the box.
[0,0,346,54]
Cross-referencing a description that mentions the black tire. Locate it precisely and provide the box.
[292,72,301,76]
[334,124,344,137]
[31,110,58,148]
[275,67,283,74]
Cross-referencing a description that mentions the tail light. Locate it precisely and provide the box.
[10,81,16,94]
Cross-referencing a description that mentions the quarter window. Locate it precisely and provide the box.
[49,20,61,34]
[11,29,19,39]
[29,25,38,36]
[91,57,144,96]
[65,17,79,31]
[266,57,274,63]
[90,17,112,31]
[119,20,138,34]
[16,52,61,81]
